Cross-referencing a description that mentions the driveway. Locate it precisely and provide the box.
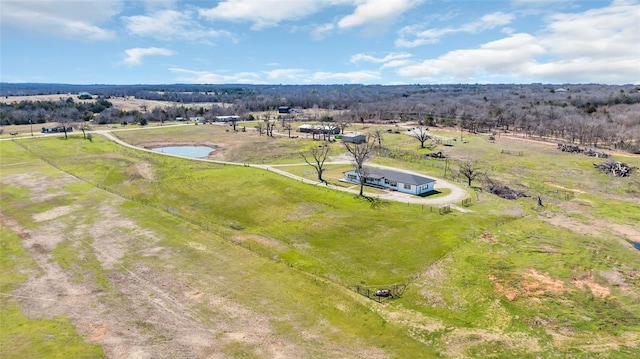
[17,130,472,212]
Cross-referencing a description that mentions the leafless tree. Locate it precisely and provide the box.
[335,116,351,134]
[256,122,264,136]
[301,145,330,183]
[409,127,431,148]
[75,122,91,139]
[458,160,484,187]
[344,136,376,196]
[371,128,384,147]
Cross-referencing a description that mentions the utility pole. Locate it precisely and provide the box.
[29,119,33,136]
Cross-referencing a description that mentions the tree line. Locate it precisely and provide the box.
[2,83,639,152]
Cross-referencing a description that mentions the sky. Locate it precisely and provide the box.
[1,0,639,85]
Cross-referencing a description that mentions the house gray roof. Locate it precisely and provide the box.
[363,168,435,186]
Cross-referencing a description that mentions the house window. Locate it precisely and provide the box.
[347,174,358,180]
[404,183,412,190]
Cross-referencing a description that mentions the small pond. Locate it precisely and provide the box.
[152,146,215,158]
[632,241,640,251]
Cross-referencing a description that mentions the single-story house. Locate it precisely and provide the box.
[298,124,340,134]
[215,115,240,122]
[278,106,292,114]
[343,167,436,195]
[341,132,367,144]
[41,126,73,134]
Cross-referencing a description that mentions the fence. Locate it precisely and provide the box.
[352,283,407,303]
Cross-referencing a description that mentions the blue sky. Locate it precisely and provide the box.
[1,0,638,85]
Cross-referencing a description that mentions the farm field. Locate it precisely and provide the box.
[1,123,640,358]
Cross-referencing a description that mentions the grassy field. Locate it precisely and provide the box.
[1,124,639,358]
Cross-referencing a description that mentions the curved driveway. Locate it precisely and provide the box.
[21,130,472,212]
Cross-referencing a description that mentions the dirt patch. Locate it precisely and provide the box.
[231,234,288,252]
[440,328,540,358]
[479,231,499,244]
[124,162,156,181]
[543,182,586,194]
[571,275,610,298]
[543,214,640,250]
[489,274,519,301]
[490,269,566,302]
[3,169,390,358]
[2,172,75,202]
[32,205,75,222]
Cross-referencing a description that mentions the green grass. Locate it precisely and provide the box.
[2,127,640,358]
[0,226,105,359]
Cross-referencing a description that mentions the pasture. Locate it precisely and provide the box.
[1,123,639,358]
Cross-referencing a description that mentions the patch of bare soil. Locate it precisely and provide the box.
[3,171,390,358]
[490,269,566,302]
[543,214,640,250]
[440,329,540,358]
[2,172,75,202]
[550,331,640,354]
[415,256,452,309]
[32,205,75,222]
[479,231,499,244]
[571,275,610,298]
[124,162,156,182]
[230,234,288,252]
[543,182,586,194]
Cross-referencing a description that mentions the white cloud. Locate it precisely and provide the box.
[337,0,419,29]
[169,67,263,83]
[0,0,120,40]
[198,0,420,34]
[397,11,515,47]
[398,33,544,80]
[169,67,380,84]
[310,70,381,83]
[123,9,233,42]
[198,0,331,30]
[123,47,175,66]
[311,23,336,39]
[350,52,412,64]
[395,1,640,84]
[263,69,308,81]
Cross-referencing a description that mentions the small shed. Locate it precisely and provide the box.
[341,133,367,144]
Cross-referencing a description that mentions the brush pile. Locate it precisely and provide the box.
[594,160,637,177]
[488,184,529,200]
[558,143,609,158]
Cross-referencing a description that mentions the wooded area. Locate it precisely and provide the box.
[2,83,639,152]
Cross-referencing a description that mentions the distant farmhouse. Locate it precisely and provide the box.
[297,124,340,135]
[215,115,240,122]
[42,126,73,134]
[343,168,436,195]
[78,92,93,99]
[278,106,292,114]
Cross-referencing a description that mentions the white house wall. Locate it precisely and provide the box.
[343,170,435,195]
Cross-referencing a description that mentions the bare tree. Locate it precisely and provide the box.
[256,122,264,136]
[301,145,330,183]
[409,127,431,148]
[344,136,376,196]
[335,116,351,134]
[371,128,384,147]
[458,160,484,187]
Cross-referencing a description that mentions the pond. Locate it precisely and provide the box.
[632,241,640,251]
[152,146,215,158]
